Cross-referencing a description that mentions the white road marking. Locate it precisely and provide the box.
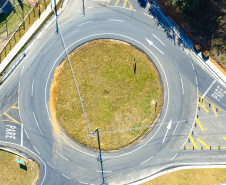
[33,112,43,135]
[140,156,154,165]
[143,13,154,19]
[31,77,35,96]
[170,153,178,161]
[108,19,124,22]
[47,162,55,169]
[96,170,112,173]
[152,34,165,46]
[79,181,88,185]
[62,174,71,179]
[18,80,23,147]
[56,151,69,161]
[24,128,29,139]
[203,80,216,98]
[45,33,170,158]
[191,60,195,70]
[33,145,40,155]
[77,21,93,27]
[162,119,172,143]
[44,42,54,54]
[195,75,198,86]
[20,66,24,77]
[172,121,179,135]
[146,38,164,54]
[173,60,184,95]
[185,49,188,55]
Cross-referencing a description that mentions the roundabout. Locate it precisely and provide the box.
[0,0,226,184]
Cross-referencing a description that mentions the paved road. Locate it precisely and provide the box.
[0,0,226,184]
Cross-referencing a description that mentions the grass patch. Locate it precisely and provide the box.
[0,150,39,185]
[141,168,226,185]
[52,39,163,150]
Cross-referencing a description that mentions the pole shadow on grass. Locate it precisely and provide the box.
[20,163,27,171]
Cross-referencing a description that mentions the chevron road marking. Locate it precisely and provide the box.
[212,104,218,117]
[195,117,204,132]
[223,136,226,141]
[198,101,209,113]
[3,112,21,125]
[197,138,209,148]
[189,134,197,148]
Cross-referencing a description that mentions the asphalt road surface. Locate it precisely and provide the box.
[0,0,226,184]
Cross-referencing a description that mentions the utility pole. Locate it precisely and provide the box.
[91,128,106,185]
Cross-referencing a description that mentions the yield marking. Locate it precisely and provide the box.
[189,134,197,148]
[223,136,226,141]
[195,117,204,131]
[198,100,209,113]
[197,138,209,148]
[212,104,218,117]
[3,112,21,125]
[146,38,164,54]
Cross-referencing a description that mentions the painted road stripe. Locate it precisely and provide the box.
[212,104,218,117]
[197,138,209,148]
[223,136,226,141]
[56,151,69,161]
[123,0,128,7]
[170,153,178,161]
[198,101,209,113]
[107,0,112,5]
[195,117,204,131]
[203,80,216,98]
[3,112,21,124]
[189,134,197,148]
[140,156,154,165]
[115,0,120,6]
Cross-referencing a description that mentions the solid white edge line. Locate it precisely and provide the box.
[0,141,47,185]
[140,156,154,165]
[152,34,165,46]
[170,153,178,161]
[173,60,184,95]
[33,145,40,155]
[203,79,216,98]
[45,33,170,158]
[56,151,69,161]
[33,112,44,135]
[62,174,71,179]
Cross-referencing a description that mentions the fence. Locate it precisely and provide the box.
[0,0,51,63]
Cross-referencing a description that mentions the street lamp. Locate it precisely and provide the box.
[91,128,106,185]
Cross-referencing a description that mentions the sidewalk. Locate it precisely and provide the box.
[150,0,226,86]
[0,0,61,75]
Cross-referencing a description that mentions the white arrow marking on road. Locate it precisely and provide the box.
[146,38,164,54]
[162,119,172,143]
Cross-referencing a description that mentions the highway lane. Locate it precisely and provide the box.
[0,1,225,184]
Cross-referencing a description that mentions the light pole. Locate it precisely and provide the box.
[91,128,106,185]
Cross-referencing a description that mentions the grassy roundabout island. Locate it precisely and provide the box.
[50,39,163,150]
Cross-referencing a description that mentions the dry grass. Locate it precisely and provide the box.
[0,150,39,185]
[52,40,162,150]
[141,168,226,185]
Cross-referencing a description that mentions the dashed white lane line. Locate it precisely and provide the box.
[33,112,43,135]
[24,128,29,139]
[172,121,179,135]
[96,170,112,173]
[79,181,88,184]
[140,156,154,165]
[62,174,71,179]
[152,34,165,46]
[44,42,54,55]
[174,59,184,95]
[77,21,93,27]
[170,153,178,161]
[108,19,124,22]
[47,162,55,169]
[31,77,35,96]
[203,79,216,98]
[56,151,69,161]
[33,145,40,155]
[191,60,195,70]
[20,66,24,77]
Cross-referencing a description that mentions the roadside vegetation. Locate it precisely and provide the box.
[158,0,226,71]
[0,150,39,185]
[51,39,163,151]
[141,168,226,185]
